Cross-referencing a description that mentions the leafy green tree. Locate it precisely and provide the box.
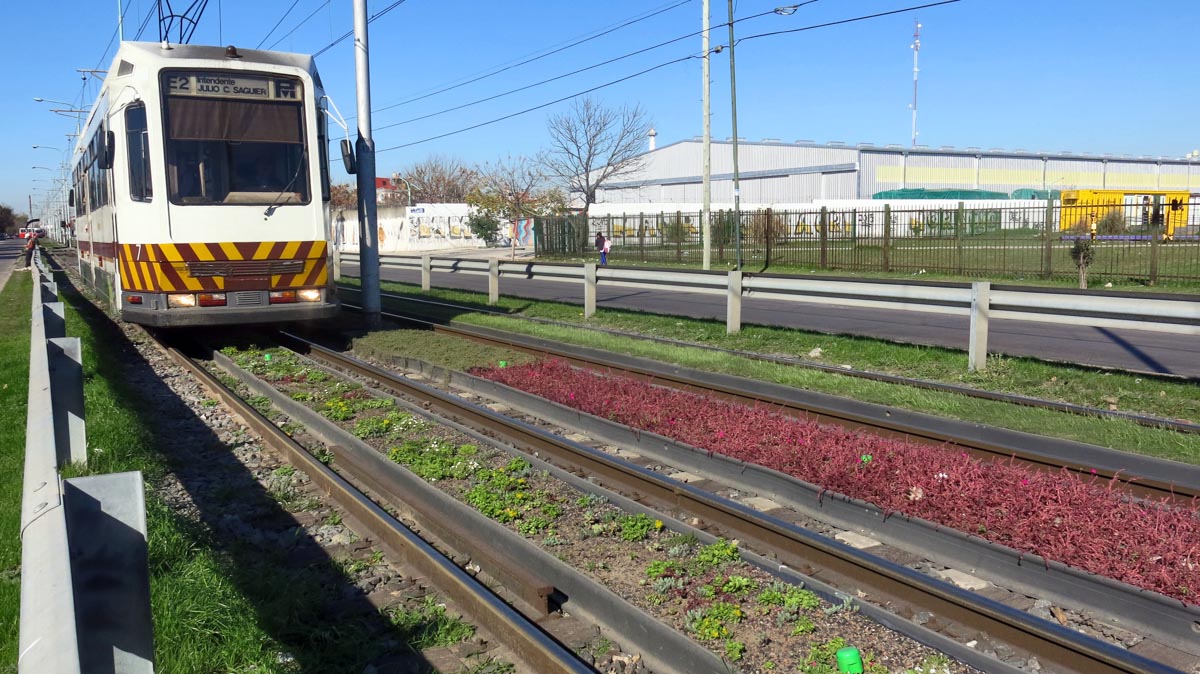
[0,204,27,237]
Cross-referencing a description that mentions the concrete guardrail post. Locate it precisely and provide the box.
[488,258,499,305]
[727,270,743,335]
[420,255,431,291]
[584,263,597,318]
[969,281,991,372]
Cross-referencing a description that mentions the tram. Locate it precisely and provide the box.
[70,42,340,326]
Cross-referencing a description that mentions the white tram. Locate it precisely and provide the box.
[70,42,340,326]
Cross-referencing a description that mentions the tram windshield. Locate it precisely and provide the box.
[162,71,309,206]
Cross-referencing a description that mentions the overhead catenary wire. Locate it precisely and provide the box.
[374,0,959,153]
[257,0,304,49]
[312,0,407,58]
[372,0,696,114]
[267,0,331,51]
[369,1,817,129]
[377,55,699,153]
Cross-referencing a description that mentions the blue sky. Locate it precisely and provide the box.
[4,0,1199,216]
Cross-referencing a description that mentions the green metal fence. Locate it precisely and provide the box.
[534,200,1200,284]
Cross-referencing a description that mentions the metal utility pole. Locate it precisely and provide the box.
[117,0,124,40]
[727,0,742,269]
[701,0,712,270]
[353,0,381,328]
[910,19,921,148]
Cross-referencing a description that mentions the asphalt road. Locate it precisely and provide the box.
[363,261,1196,379]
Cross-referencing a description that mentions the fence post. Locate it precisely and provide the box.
[968,281,991,372]
[639,212,645,262]
[726,270,742,334]
[676,210,683,262]
[883,205,892,272]
[584,263,597,318]
[819,207,829,269]
[955,201,965,275]
[421,255,431,291]
[488,258,499,305]
[764,208,773,267]
[1150,195,1162,285]
[1042,199,1055,279]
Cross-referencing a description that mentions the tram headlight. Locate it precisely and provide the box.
[269,290,297,304]
[167,293,197,308]
[297,289,322,302]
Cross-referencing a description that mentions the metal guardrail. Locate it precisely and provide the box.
[341,251,1200,372]
[19,251,154,674]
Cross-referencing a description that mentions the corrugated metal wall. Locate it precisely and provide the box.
[595,141,1196,206]
[858,151,904,196]
[1044,158,1105,190]
[978,156,1044,193]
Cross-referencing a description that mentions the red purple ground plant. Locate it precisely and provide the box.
[474,360,1200,604]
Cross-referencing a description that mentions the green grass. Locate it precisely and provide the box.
[354,328,537,373]
[350,280,1200,464]
[0,271,32,673]
[46,272,472,673]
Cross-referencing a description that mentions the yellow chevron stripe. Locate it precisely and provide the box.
[118,250,132,290]
[160,244,184,262]
[214,277,225,290]
[138,262,154,291]
[314,267,328,286]
[219,242,242,260]
[281,241,301,259]
[189,243,213,262]
[253,241,274,260]
[311,240,326,257]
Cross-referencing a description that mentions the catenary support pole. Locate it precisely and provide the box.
[353,0,381,329]
[727,0,742,270]
[701,0,712,270]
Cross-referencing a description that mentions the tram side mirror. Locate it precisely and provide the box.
[69,189,75,208]
[99,130,115,170]
[341,139,357,175]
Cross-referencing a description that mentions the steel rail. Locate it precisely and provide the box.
[333,292,1200,504]
[277,331,1183,674]
[340,285,1200,435]
[149,333,593,674]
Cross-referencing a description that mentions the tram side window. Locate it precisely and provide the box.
[126,104,153,201]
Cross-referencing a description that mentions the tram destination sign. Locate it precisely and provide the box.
[165,72,302,101]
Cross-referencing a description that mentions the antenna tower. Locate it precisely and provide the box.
[910,18,921,148]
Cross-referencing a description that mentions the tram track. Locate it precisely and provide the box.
[343,286,1200,435]
[273,329,1194,674]
[337,294,1200,505]
[149,332,601,674]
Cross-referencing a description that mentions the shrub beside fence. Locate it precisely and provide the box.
[535,199,1200,284]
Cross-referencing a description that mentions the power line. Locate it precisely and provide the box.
[367,1,812,127]
[312,0,407,58]
[375,0,695,113]
[133,2,157,40]
[376,0,956,153]
[267,0,331,51]
[378,55,699,153]
[257,0,304,49]
[736,0,959,43]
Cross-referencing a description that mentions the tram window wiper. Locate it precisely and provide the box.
[264,149,307,217]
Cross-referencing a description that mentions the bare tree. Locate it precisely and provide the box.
[541,96,652,216]
[397,155,479,203]
[469,155,563,222]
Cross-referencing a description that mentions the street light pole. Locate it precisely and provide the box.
[727,0,742,270]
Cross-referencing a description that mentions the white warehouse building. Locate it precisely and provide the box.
[593,138,1200,206]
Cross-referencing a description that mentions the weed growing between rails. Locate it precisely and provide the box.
[474,360,1200,605]
[219,345,975,674]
